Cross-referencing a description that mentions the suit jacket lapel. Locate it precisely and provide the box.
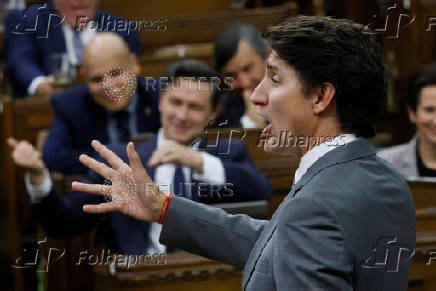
[241,138,376,288]
[291,138,375,197]
[140,135,158,180]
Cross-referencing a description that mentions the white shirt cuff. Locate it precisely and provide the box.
[25,169,53,203]
[28,76,47,96]
[192,152,226,185]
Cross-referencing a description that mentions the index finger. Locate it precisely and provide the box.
[91,140,126,170]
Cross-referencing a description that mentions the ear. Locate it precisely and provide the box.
[407,106,417,124]
[312,82,336,115]
[265,45,272,57]
[209,105,222,122]
[130,54,140,75]
[158,92,165,112]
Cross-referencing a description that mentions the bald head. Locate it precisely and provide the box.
[83,32,131,66]
[82,32,140,111]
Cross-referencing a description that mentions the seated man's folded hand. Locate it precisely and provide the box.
[8,137,47,185]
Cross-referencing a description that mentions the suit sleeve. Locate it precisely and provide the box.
[4,10,45,96]
[220,141,272,202]
[273,196,353,290]
[42,102,94,174]
[33,172,105,239]
[160,196,268,269]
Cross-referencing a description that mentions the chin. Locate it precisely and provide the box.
[263,143,290,156]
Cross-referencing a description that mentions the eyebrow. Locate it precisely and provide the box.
[266,62,279,71]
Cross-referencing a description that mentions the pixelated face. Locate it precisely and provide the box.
[409,85,436,146]
[221,40,265,91]
[159,79,219,145]
[53,0,99,28]
[85,52,136,111]
[251,50,314,155]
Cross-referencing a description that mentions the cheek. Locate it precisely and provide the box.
[416,112,433,126]
[89,83,103,95]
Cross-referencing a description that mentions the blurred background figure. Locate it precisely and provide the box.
[378,63,436,179]
[8,59,271,255]
[3,0,141,98]
[42,33,160,174]
[213,23,268,128]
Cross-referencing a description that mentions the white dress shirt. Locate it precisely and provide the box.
[27,23,96,95]
[293,134,358,185]
[148,129,226,253]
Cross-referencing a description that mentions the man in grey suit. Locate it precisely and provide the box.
[75,16,416,290]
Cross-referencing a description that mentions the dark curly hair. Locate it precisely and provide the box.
[263,16,387,138]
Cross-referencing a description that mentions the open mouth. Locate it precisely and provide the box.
[263,122,272,136]
[259,111,272,136]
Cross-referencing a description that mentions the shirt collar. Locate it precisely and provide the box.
[157,128,200,150]
[293,134,358,185]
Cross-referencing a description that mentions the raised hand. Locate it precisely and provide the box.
[7,137,45,173]
[148,140,204,173]
[73,140,167,222]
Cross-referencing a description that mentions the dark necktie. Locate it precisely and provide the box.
[173,166,188,198]
[113,110,130,142]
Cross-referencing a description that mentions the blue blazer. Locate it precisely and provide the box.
[42,78,160,175]
[34,136,272,254]
[4,1,142,98]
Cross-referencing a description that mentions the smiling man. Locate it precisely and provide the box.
[75,16,415,290]
[378,63,436,179]
[42,32,160,174]
[213,23,268,128]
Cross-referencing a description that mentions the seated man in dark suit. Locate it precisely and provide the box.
[9,59,271,254]
[42,32,160,175]
[4,0,141,98]
[213,23,267,128]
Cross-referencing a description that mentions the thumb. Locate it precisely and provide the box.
[46,75,55,84]
[7,137,18,149]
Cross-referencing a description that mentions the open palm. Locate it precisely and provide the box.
[72,140,165,222]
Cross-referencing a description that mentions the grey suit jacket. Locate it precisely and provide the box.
[377,135,419,179]
[160,138,416,290]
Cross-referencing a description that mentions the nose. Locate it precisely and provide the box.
[238,73,251,90]
[175,105,189,121]
[250,77,268,106]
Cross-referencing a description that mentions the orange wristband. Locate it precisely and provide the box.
[158,194,172,224]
